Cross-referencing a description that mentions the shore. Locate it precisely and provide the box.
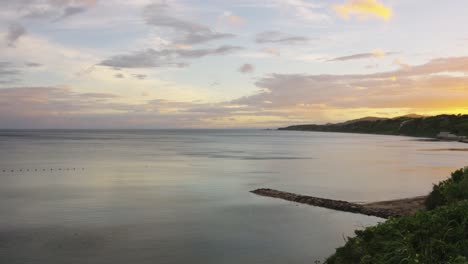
[251,188,426,219]
[362,195,426,216]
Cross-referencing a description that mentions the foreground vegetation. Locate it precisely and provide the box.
[326,167,468,264]
[425,168,468,210]
[280,114,468,138]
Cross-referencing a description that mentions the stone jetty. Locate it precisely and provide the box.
[251,188,425,219]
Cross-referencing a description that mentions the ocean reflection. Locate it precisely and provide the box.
[1,130,468,263]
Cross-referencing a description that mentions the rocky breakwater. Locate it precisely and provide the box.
[251,188,409,219]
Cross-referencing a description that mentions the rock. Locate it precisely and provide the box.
[251,188,402,219]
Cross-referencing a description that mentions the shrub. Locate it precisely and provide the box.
[327,168,468,264]
[326,201,468,264]
[425,167,468,210]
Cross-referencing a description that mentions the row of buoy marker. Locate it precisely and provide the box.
[1,168,85,173]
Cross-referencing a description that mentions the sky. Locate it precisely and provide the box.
[1,0,468,128]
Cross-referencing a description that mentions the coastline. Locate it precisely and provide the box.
[277,114,468,144]
[278,129,468,144]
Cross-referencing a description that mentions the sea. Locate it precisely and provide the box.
[1,129,467,264]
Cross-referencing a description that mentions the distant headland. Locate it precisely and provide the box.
[279,114,468,142]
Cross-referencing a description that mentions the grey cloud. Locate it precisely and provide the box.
[144,3,208,33]
[114,73,125,78]
[25,62,42,67]
[0,87,113,119]
[239,63,254,74]
[8,0,98,21]
[77,92,118,99]
[99,49,188,68]
[23,9,58,20]
[54,6,87,21]
[0,86,249,128]
[0,62,20,75]
[231,56,468,111]
[99,46,243,68]
[143,2,234,45]
[0,62,21,83]
[255,31,309,45]
[133,74,147,80]
[0,86,286,128]
[179,32,234,45]
[0,86,118,114]
[5,23,27,47]
[176,45,243,58]
[365,64,379,69]
[49,0,98,7]
[389,56,468,76]
[328,51,396,62]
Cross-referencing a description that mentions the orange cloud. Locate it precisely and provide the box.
[372,48,386,57]
[394,58,412,69]
[333,0,392,21]
[263,48,280,56]
[221,11,245,26]
[174,44,192,50]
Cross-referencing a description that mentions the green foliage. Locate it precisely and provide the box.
[326,201,468,264]
[326,168,468,264]
[280,114,468,138]
[425,168,468,210]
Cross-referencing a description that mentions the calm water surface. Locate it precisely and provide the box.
[1,130,468,263]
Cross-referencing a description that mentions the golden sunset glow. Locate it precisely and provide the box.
[333,0,393,20]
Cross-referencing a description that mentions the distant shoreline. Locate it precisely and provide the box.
[278,114,468,144]
[278,129,468,144]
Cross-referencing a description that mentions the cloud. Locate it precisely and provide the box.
[0,86,275,128]
[114,73,124,78]
[99,45,243,68]
[393,58,411,69]
[235,0,328,22]
[333,0,392,21]
[49,0,98,7]
[5,23,27,47]
[178,32,235,45]
[365,64,379,69]
[0,86,140,128]
[4,0,99,21]
[275,0,329,22]
[143,2,207,33]
[99,49,187,68]
[255,31,309,45]
[53,6,87,21]
[230,56,468,118]
[133,74,147,80]
[263,48,281,56]
[3,57,468,128]
[0,62,21,83]
[328,49,395,61]
[239,63,254,74]
[0,86,119,116]
[143,2,234,45]
[25,62,42,67]
[220,11,245,25]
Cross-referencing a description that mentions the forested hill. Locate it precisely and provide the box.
[278,114,468,138]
